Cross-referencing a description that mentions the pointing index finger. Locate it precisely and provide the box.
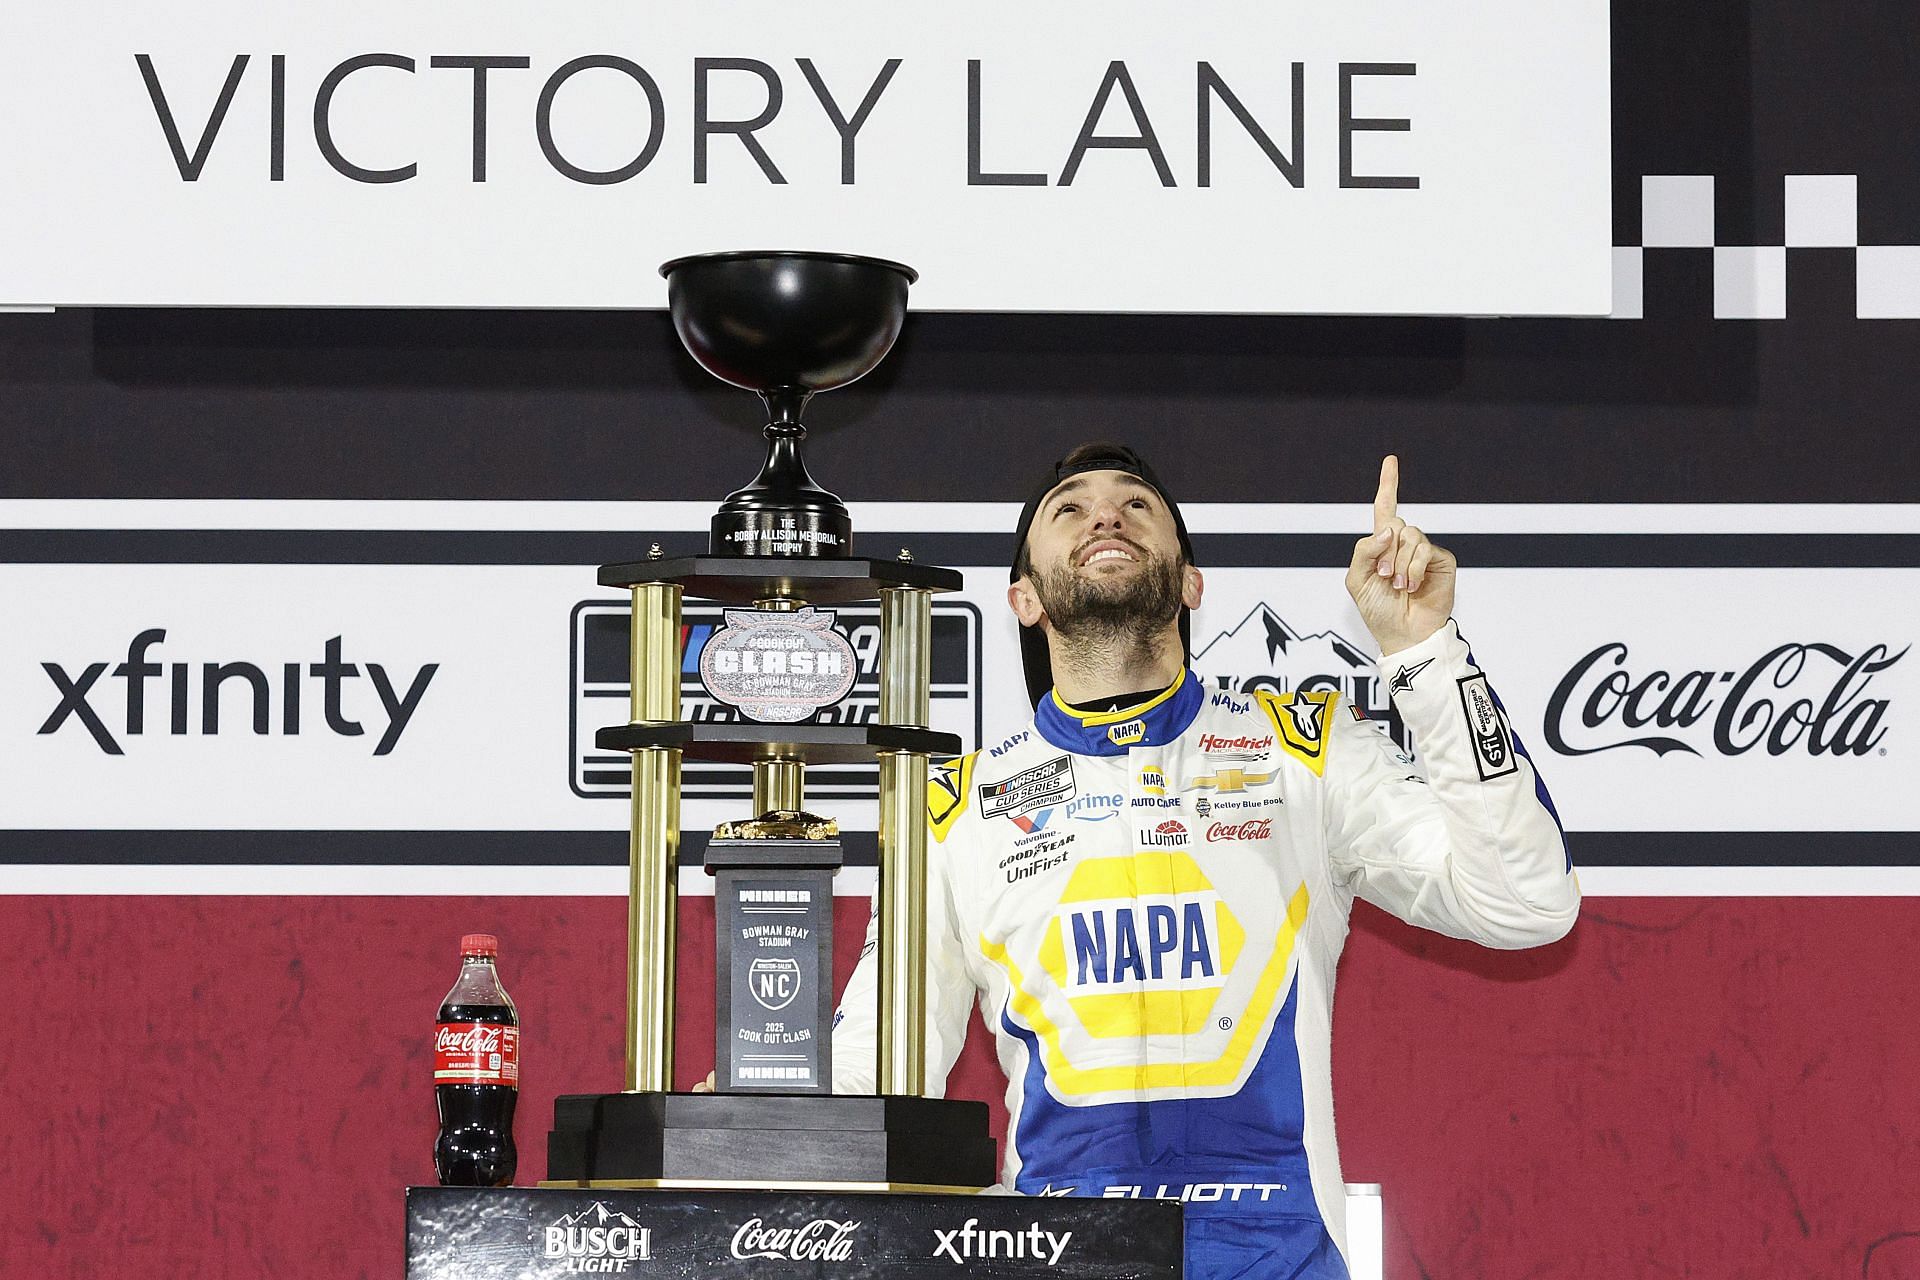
[1373,454,1399,532]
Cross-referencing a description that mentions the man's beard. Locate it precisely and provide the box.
[1031,546,1185,657]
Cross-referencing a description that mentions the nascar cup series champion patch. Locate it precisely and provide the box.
[697,608,859,724]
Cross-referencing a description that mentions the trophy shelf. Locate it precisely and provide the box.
[598,555,963,602]
[594,722,959,763]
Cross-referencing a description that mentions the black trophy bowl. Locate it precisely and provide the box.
[660,250,918,558]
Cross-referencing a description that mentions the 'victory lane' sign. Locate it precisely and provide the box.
[0,1,1610,314]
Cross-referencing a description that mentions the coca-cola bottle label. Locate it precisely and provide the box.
[434,1022,520,1087]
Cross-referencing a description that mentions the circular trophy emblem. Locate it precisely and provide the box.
[698,607,859,724]
[748,956,803,1012]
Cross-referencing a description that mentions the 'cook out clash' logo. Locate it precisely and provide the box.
[572,599,983,800]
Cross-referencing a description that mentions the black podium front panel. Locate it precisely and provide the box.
[406,1186,1182,1278]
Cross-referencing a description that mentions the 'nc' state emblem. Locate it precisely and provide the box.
[748,957,802,1011]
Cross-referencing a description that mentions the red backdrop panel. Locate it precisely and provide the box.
[2,895,1915,1278]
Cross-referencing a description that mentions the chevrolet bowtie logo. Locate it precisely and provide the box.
[1187,768,1274,793]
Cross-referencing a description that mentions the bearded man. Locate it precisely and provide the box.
[832,442,1579,1279]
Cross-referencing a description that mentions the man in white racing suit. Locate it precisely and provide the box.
[832,442,1579,1279]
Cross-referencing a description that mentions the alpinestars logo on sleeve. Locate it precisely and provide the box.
[1389,656,1435,695]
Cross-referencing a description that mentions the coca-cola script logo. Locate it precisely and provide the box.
[1545,641,1905,757]
[1206,818,1273,841]
[433,1020,518,1086]
[434,1025,504,1056]
[730,1217,861,1262]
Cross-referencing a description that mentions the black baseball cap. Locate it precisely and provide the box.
[1010,442,1196,707]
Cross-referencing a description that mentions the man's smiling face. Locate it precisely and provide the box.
[1011,469,1200,640]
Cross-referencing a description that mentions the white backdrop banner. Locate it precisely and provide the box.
[0,560,1909,834]
[0,1,1611,313]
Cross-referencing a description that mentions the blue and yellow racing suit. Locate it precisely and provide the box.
[833,620,1580,1278]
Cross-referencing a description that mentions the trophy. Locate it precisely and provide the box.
[545,251,997,1191]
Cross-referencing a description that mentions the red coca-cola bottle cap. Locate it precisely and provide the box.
[459,933,499,957]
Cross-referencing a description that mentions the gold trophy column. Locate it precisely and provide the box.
[750,594,806,817]
[875,585,933,1097]
[626,582,682,1093]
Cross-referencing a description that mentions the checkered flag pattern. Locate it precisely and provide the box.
[1615,175,1920,319]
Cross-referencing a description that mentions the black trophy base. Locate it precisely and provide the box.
[545,1091,996,1190]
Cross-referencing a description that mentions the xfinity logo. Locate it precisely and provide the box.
[932,1218,1072,1266]
[1544,641,1903,758]
[38,629,436,756]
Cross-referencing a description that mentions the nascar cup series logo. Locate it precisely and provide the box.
[699,608,858,724]
[984,853,1311,1099]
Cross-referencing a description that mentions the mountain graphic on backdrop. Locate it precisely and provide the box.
[1193,604,1374,681]
[553,1203,646,1230]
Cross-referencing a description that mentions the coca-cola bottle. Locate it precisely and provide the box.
[433,933,519,1186]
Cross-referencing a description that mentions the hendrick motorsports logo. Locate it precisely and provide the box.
[1193,603,1405,748]
[570,599,983,801]
[544,1202,651,1273]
